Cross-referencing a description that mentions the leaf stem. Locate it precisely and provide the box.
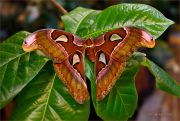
[50,0,68,14]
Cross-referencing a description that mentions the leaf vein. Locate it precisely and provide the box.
[41,74,56,121]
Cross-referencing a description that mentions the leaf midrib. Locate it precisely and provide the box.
[0,52,27,68]
[114,86,130,117]
[41,74,56,121]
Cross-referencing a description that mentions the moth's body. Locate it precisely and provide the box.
[22,27,155,104]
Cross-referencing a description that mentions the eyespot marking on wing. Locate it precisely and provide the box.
[110,34,122,41]
[73,54,80,65]
[51,30,69,42]
[55,35,68,42]
[99,53,106,65]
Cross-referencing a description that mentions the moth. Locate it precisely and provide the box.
[22,27,155,104]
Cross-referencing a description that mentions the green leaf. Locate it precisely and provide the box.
[11,62,90,120]
[62,4,173,39]
[85,56,138,120]
[87,4,174,39]
[0,32,48,109]
[142,58,180,97]
[61,7,101,35]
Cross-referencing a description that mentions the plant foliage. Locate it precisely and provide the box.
[0,4,179,121]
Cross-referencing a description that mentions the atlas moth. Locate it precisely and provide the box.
[22,27,155,104]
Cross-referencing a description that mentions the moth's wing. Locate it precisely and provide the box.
[50,30,89,104]
[93,27,155,100]
[23,29,68,63]
[24,29,88,104]
[53,61,88,104]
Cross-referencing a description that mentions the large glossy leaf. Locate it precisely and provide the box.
[85,56,138,120]
[62,4,173,39]
[11,62,90,120]
[61,7,101,35]
[0,32,48,109]
[141,58,180,97]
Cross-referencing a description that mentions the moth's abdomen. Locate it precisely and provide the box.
[53,60,88,104]
[86,47,96,62]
